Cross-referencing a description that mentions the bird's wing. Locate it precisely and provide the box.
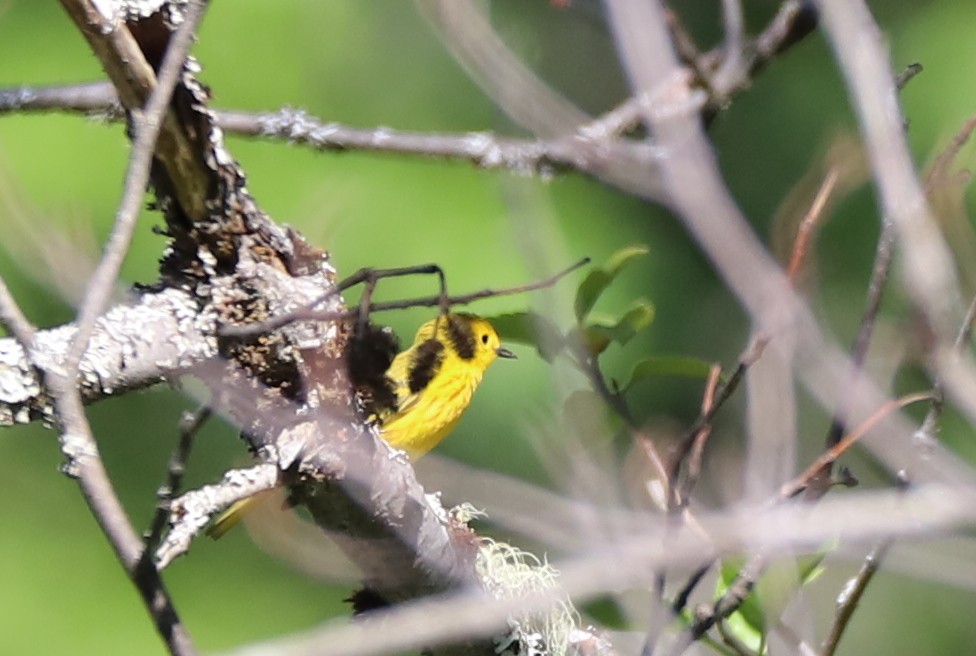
[392,387,422,416]
[378,346,424,426]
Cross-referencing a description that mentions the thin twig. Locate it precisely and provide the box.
[851,224,897,372]
[916,292,976,467]
[663,553,765,656]
[744,0,817,77]
[780,391,933,500]
[786,168,840,282]
[0,84,604,175]
[659,345,764,651]
[779,112,973,646]
[818,540,891,656]
[704,0,817,116]
[156,463,279,569]
[0,274,37,347]
[811,73,924,481]
[820,215,897,458]
[895,63,924,90]
[714,0,746,94]
[46,3,208,655]
[924,115,976,193]
[667,157,838,625]
[0,2,816,180]
[955,295,976,354]
[564,334,675,492]
[220,257,589,338]
[666,391,926,653]
[819,0,960,342]
[671,564,710,615]
[818,115,975,648]
[817,278,964,656]
[0,80,122,116]
[143,404,212,555]
[663,8,723,103]
[668,336,768,508]
[909,116,976,444]
[717,618,757,656]
[676,365,722,506]
[821,87,955,457]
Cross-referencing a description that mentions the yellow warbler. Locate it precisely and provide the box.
[208,312,514,538]
[379,312,516,456]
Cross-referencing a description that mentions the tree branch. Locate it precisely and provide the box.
[0,81,667,197]
[0,285,224,424]
[815,0,961,339]
[42,2,210,653]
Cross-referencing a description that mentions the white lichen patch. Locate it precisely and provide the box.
[477,538,579,656]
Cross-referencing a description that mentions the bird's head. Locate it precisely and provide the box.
[428,313,517,372]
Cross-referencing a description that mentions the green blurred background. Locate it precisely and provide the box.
[1,1,976,654]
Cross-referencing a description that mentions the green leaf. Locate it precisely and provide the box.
[623,355,715,391]
[580,596,630,630]
[722,607,766,654]
[574,270,611,323]
[718,559,767,640]
[796,546,832,586]
[487,312,565,362]
[604,244,652,275]
[713,550,832,655]
[582,299,655,354]
[613,300,655,343]
[573,244,650,322]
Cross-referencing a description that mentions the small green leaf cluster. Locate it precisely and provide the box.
[489,245,711,390]
[710,552,827,654]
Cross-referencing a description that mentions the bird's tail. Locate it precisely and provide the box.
[206,490,275,539]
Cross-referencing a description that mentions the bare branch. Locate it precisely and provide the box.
[818,540,891,656]
[64,1,208,373]
[157,463,278,568]
[0,287,214,427]
[143,404,212,557]
[0,80,121,116]
[217,481,976,656]
[741,0,817,83]
[715,0,746,89]
[0,275,38,348]
[781,392,933,500]
[816,0,961,340]
[58,1,214,222]
[43,2,210,653]
[669,336,768,508]
[785,168,840,282]
[0,83,663,192]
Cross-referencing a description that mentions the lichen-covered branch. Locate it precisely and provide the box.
[0,286,217,426]
[20,4,566,656]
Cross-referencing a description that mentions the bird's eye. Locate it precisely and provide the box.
[481,333,489,344]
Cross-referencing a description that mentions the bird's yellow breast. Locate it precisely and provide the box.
[377,313,507,457]
[380,350,485,456]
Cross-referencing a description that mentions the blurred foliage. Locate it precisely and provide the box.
[714,553,827,654]
[0,1,975,654]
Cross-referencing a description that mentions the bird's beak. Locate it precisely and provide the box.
[495,347,517,359]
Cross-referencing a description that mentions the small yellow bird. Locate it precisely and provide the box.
[379,312,516,457]
[208,312,514,537]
